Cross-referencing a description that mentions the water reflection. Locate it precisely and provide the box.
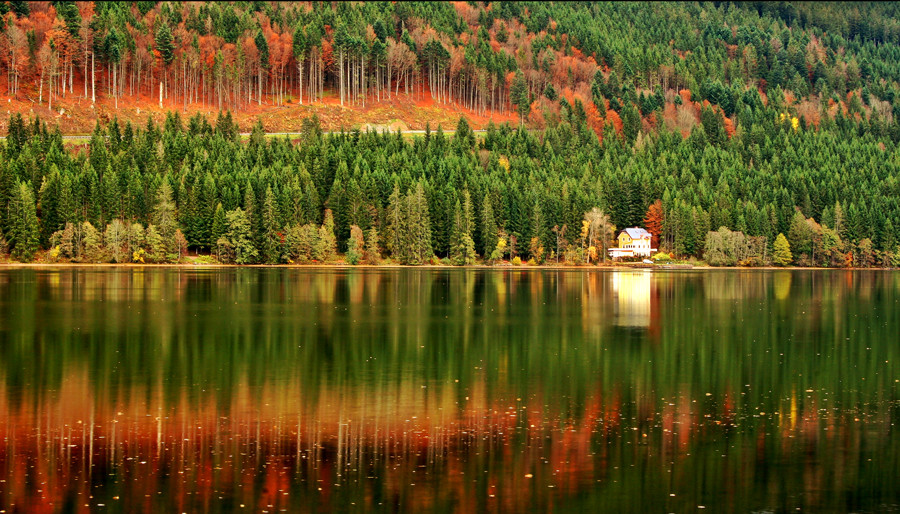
[0,269,899,511]
[611,271,653,327]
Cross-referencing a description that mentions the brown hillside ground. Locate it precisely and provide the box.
[0,82,519,134]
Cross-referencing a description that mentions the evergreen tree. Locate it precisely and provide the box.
[153,181,177,252]
[9,181,40,261]
[210,203,227,250]
[481,194,498,257]
[262,185,281,263]
[155,22,175,66]
[408,181,433,264]
[385,183,402,258]
[224,208,258,264]
[510,71,529,124]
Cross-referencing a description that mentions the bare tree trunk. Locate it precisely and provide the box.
[91,53,95,105]
[298,57,304,104]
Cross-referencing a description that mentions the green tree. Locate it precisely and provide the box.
[146,224,165,263]
[510,70,529,124]
[262,185,281,263]
[9,181,40,261]
[365,226,380,264]
[406,182,433,264]
[490,231,508,263]
[773,233,793,266]
[155,22,175,66]
[81,221,104,262]
[316,209,337,262]
[224,208,258,264]
[210,203,227,251]
[153,181,178,254]
[481,194,498,258]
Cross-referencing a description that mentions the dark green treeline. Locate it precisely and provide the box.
[1,106,899,266]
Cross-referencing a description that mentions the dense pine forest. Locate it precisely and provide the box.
[1,1,900,266]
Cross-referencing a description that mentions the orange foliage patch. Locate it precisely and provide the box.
[584,100,604,138]
[643,199,664,249]
[451,1,480,25]
[662,102,678,122]
[679,89,692,104]
[529,101,546,129]
[321,39,334,69]
[723,116,735,138]
[783,90,795,105]
[606,110,623,135]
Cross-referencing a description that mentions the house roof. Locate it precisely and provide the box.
[622,227,652,240]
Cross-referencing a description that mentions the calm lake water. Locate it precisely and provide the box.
[0,268,898,512]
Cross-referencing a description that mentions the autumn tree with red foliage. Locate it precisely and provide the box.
[643,199,663,250]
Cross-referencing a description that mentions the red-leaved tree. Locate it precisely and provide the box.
[643,199,663,250]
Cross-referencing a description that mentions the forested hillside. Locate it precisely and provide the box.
[2,1,900,132]
[1,2,900,266]
[1,107,898,267]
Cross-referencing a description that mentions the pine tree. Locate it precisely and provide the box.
[155,22,175,66]
[510,70,529,124]
[262,185,281,263]
[243,180,259,246]
[224,208,258,264]
[385,183,402,258]
[9,181,40,261]
[410,181,433,264]
[210,203,227,250]
[195,173,217,250]
[481,194,497,258]
[153,181,177,252]
[38,168,62,246]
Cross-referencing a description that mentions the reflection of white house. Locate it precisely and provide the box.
[608,227,656,259]
[612,271,651,327]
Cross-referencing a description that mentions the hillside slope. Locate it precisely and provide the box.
[1,1,899,136]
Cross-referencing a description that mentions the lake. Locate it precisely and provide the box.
[0,268,898,512]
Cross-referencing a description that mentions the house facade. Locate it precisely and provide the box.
[608,227,656,259]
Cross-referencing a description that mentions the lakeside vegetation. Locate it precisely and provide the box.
[0,108,898,268]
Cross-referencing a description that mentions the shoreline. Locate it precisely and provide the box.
[0,262,894,271]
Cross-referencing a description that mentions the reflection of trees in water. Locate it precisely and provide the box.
[1,369,898,512]
[0,269,898,510]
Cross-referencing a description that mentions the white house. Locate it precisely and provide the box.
[608,227,656,259]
